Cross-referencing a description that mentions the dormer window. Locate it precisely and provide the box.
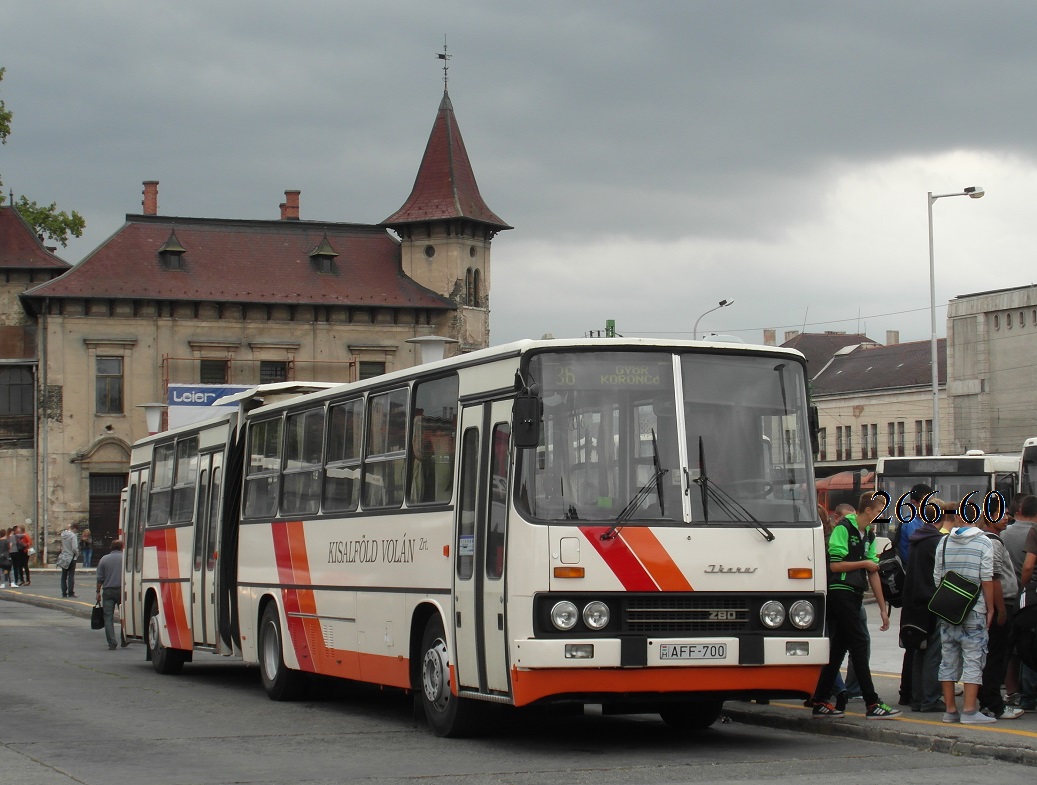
[158,229,187,271]
[309,232,339,274]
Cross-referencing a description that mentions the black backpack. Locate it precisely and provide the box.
[877,522,906,608]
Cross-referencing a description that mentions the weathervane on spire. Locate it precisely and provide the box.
[436,36,451,91]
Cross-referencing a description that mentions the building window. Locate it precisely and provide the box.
[836,426,844,462]
[914,420,923,456]
[260,361,288,384]
[887,423,895,456]
[994,314,1000,330]
[869,424,878,459]
[1020,310,1026,327]
[861,425,869,460]
[896,421,905,456]
[0,367,33,415]
[200,359,228,384]
[818,427,827,461]
[845,427,851,461]
[96,357,123,414]
[473,269,481,307]
[1007,312,1013,329]
[924,419,934,456]
[358,361,385,380]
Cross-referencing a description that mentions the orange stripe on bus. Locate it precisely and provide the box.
[619,528,694,591]
[510,664,822,707]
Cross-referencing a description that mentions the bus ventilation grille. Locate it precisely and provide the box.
[623,596,749,634]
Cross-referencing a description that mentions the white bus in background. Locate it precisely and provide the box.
[875,451,1018,530]
[1021,438,1037,497]
[121,338,828,736]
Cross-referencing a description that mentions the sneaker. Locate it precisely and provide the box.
[1006,692,1022,706]
[866,702,902,720]
[961,710,996,724]
[918,701,947,713]
[942,711,961,723]
[996,707,1025,720]
[811,701,845,719]
[834,691,848,712]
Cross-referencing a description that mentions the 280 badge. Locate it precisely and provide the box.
[871,489,1006,526]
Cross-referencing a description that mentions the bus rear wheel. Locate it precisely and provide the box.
[259,603,305,701]
[659,699,724,730]
[147,601,186,675]
[419,615,479,737]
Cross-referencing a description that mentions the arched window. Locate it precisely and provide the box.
[472,269,482,307]
[465,268,474,306]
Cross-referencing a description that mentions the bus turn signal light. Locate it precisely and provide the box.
[553,566,585,579]
[787,568,813,579]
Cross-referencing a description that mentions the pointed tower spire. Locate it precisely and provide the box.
[382,92,511,231]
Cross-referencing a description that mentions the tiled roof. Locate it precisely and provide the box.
[781,332,877,371]
[21,215,454,309]
[810,339,946,396]
[382,91,511,230]
[0,206,72,271]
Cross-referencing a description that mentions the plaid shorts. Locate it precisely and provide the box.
[937,618,989,685]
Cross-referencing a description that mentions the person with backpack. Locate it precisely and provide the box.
[977,505,1024,719]
[899,507,945,712]
[809,493,902,720]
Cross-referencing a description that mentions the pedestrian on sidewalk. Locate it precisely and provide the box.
[95,539,128,650]
[80,528,93,569]
[934,516,996,724]
[0,527,13,588]
[810,493,902,720]
[978,504,1024,719]
[899,506,945,713]
[58,522,80,598]
[13,525,31,586]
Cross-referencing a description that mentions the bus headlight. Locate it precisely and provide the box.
[789,600,816,629]
[759,600,786,629]
[582,601,610,630]
[550,601,580,631]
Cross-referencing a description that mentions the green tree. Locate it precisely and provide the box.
[0,66,85,247]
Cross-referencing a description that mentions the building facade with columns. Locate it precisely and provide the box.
[14,88,509,561]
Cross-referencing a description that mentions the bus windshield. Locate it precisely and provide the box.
[517,350,814,525]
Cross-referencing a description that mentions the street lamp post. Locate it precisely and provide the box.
[693,299,734,340]
[927,186,984,455]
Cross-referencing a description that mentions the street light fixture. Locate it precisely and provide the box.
[693,299,734,340]
[927,186,984,455]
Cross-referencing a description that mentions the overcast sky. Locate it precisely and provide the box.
[3,2,1035,347]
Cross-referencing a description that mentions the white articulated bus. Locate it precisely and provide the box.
[121,338,829,736]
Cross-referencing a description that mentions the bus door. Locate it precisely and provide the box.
[125,468,148,638]
[190,451,223,647]
[453,401,513,696]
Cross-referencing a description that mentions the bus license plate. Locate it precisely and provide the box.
[658,643,727,660]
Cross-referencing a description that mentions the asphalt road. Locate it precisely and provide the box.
[2,573,1035,782]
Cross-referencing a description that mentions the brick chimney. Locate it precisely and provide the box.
[283,190,300,220]
[142,181,159,215]
[886,330,900,345]
[784,329,800,342]
[762,329,776,346]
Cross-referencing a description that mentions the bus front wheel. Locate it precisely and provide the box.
[659,699,724,730]
[147,601,186,675]
[419,615,479,737]
[259,603,305,701]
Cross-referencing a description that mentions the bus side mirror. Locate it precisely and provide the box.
[808,405,819,458]
[513,394,542,450]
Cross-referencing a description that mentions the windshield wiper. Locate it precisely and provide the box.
[601,430,668,541]
[692,436,775,542]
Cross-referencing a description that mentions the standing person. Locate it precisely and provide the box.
[899,484,935,563]
[58,522,80,598]
[1003,494,1037,711]
[13,525,31,586]
[934,516,996,724]
[899,506,945,712]
[0,528,13,588]
[80,528,93,569]
[977,503,1024,719]
[810,493,902,720]
[95,539,128,650]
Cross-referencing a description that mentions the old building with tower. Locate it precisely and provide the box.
[3,86,509,561]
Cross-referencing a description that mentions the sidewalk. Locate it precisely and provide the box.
[2,575,1036,766]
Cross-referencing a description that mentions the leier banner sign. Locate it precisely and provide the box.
[167,384,250,428]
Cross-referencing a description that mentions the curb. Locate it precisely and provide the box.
[723,706,1037,768]
[1,590,93,620]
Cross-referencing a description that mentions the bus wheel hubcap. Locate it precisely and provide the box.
[422,638,449,710]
